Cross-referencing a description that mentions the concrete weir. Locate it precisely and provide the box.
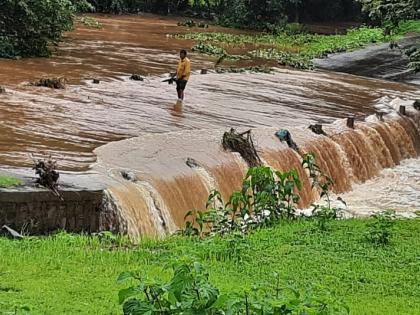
[1,99,419,237]
[0,169,112,235]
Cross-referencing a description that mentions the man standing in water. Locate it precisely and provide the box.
[176,49,191,103]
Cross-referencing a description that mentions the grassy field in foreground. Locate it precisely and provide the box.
[0,219,419,314]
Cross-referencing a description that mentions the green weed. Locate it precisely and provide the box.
[118,260,349,314]
[0,176,22,188]
[179,23,420,70]
[365,210,396,246]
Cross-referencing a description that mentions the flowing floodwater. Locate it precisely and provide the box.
[0,15,419,236]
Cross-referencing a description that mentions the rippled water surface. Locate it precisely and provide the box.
[0,15,419,171]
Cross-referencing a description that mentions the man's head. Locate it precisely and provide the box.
[180,49,187,60]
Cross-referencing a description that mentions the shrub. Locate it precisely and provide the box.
[183,165,302,237]
[118,260,350,314]
[366,210,396,246]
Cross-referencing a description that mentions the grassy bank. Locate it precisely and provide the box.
[178,20,420,69]
[0,176,22,188]
[0,219,419,314]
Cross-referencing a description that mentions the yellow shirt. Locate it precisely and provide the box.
[176,57,191,81]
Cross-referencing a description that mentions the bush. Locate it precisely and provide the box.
[357,0,420,27]
[366,210,396,246]
[118,260,350,314]
[0,0,88,58]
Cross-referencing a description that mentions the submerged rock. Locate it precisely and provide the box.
[308,124,327,136]
[33,77,67,89]
[121,170,137,182]
[130,74,144,81]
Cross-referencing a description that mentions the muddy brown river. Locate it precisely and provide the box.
[0,15,419,236]
[0,15,419,171]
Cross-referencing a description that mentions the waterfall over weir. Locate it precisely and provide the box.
[95,100,420,237]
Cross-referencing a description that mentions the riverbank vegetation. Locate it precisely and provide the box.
[179,26,393,69]
[0,176,22,188]
[1,0,419,63]
[1,155,419,314]
[0,0,92,58]
[0,218,419,314]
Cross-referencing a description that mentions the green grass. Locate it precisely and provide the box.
[395,20,420,35]
[0,219,419,314]
[179,20,420,69]
[0,175,22,188]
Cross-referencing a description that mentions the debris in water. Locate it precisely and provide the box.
[186,157,200,168]
[308,124,327,136]
[275,129,300,152]
[32,77,66,89]
[0,86,5,93]
[93,79,100,84]
[130,74,144,81]
[200,69,208,74]
[222,128,262,167]
[121,170,137,182]
[389,41,400,50]
[215,66,272,74]
[2,225,24,239]
[346,117,355,129]
[375,112,385,121]
[33,156,62,199]
[414,100,420,110]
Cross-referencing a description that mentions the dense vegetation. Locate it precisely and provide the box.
[1,0,419,59]
[178,21,420,69]
[0,0,92,58]
[1,219,419,314]
[1,157,418,314]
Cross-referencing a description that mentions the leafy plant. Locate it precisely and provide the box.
[365,210,396,246]
[183,165,302,237]
[118,261,350,315]
[302,153,341,231]
[118,260,224,314]
[0,176,23,188]
[178,19,209,28]
[357,0,419,29]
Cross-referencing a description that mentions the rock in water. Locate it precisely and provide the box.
[308,124,327,136]
[186,157,200,168]
[33,77,66,89]
[414,100,420,110]
[121,170,137,182]
[130,74,144,81]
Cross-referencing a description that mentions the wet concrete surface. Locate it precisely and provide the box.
[314,35,420,84]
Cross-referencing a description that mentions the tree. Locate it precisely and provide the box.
[0,0,89,58]
[357,0,420,27]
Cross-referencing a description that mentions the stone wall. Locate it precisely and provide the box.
[0,189,106,234]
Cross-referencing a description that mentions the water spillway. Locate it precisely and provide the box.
[95,101,420,237]
[0,15,419,236]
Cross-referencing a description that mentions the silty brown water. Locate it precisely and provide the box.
[0,15,419,170]
[0,15,419,237]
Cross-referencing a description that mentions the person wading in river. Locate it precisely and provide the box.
[175,49,191,103]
